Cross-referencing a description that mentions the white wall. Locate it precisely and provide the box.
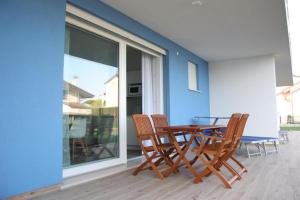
[127,70,142,148]
[127,70,142,84]
[104,76,119,108]
[209,55,278,137]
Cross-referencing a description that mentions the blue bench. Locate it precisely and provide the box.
[240,136,279,158]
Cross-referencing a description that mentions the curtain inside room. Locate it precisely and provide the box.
[142,53,155,115]
[142,52,163,146]
[142,52,163,115]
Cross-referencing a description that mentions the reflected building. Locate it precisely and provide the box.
[100,74,119,108]
[63,77,94,116]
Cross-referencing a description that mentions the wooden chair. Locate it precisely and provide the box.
[151,114,189,162]
[191,113,241,188]
[132,114,173,180]
[95,115,116,158]
[215,114,249,177]
[204,114,249,179]
[151,114,188,143]
[69,117,88,160]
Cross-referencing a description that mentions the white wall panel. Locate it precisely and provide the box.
[209,55,278,137]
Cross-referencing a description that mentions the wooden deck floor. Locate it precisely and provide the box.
[35,133,300,200]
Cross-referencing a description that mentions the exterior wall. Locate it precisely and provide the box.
[209,55,278,137]
[0,0,66,199]
[68,0,210,125]
[0,0,209,198]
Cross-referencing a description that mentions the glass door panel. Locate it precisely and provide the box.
[63,24,119,168]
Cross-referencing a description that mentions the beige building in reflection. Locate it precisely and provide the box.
[63,79,94,116]
[100,74,119,108]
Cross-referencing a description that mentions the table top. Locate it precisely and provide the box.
[159,124,226,132]
[193,116,230,119]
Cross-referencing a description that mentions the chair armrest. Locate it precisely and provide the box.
[156,130,169,136]
[193,134,227,154]
[138,133,155,140]
[210,131,224,137]
[204,135,226,141]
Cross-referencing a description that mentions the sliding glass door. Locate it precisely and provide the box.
[63,24,120,168]
[63,6,164,177]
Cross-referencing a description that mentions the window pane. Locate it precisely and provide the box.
[65,25,118,67]
[188,61,198,91]
[63,24,119,168]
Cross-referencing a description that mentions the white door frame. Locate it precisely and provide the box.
[63,5,164,178]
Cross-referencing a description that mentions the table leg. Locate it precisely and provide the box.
[163,132,199,178]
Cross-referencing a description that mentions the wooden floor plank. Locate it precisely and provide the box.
[33,132,300,200]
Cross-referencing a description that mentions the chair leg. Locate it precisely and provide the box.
[229,155,247,175]
[80,139,87,156]
[133,152,165,180]
[151,149,177,175]
[221,160,241,181]
[208,164,232,189]
[194,155,232,189]
[193,155,211,183]
[149,160,165,180]
[171,151,180,160]
[171,144,187,161]
[133,152,157,175]
[204,153,211,161]
[189,155,199,166]
[193,167,210,183]
[154,148,175,166]
[146,152,165,180]
[159,149,176,170]
[133,159,150,176]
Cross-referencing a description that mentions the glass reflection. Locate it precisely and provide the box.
[63,24,119,168]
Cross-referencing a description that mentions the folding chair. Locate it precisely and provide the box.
[191,113,241,188]
[151,114,189,162]
[97,115,115,157]
[132,114,174,180]
[213,114,249,179]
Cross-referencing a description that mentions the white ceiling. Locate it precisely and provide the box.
[102,0,293,86]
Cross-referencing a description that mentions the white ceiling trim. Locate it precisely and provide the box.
[103,0,293,86]
[67,4,166,56]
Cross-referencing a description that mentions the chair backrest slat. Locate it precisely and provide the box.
[132,114,155,139]
[151,114,168,132]
[232,114,249,149]
[223,113,242,142]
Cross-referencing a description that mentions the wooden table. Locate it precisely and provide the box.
[160,125,226,177]
[194,116,230,125]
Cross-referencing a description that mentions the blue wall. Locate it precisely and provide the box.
[70,0,210,124]
[0,0,66,199]
[0,0,209,198]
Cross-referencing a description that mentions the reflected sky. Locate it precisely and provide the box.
[64,54,118,98]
